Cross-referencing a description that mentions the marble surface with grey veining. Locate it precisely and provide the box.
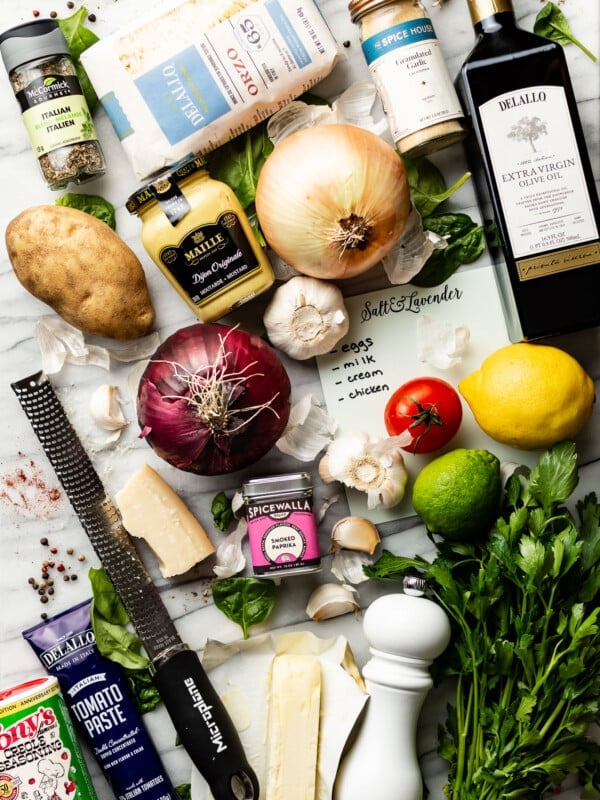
[0,0,598,798]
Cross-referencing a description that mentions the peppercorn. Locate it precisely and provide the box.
[40,537,48,545]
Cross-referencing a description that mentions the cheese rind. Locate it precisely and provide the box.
[265,654,321,800]
[115,464,215,577]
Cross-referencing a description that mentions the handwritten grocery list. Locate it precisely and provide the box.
[316,265,539,523]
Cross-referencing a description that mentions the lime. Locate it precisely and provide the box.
[412,448,501,541]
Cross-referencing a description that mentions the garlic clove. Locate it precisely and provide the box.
[306,583,360,621]
[331,516,380,554]
[90,384,128,432]
[263,276,350,360]
[213,518,248,578]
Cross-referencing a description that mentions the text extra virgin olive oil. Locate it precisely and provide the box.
[456,0,600,341]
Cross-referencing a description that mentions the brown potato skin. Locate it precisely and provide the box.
[5,205,155,340]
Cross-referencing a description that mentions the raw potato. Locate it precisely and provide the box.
[5,204,155,340]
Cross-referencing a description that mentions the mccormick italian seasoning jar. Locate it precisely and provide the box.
[243,473,321,577]
[0,676,98,799]
[127,156,275,323]
[0,19,106,190]
[349,0,466,157]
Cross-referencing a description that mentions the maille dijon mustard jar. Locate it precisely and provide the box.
[127,156,274,322]
[348,0,466,158]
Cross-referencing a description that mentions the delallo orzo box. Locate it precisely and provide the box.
[81,0,340,179]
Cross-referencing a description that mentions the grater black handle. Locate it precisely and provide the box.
[154,648,259,799]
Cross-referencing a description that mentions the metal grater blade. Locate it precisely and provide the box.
[12,371,181,662]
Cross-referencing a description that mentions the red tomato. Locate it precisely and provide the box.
[384,377,463,454]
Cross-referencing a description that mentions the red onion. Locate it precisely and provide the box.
[137,323,291,475]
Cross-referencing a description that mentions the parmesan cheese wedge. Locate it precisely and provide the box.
[115,464,215,577]
[265,654,321,800]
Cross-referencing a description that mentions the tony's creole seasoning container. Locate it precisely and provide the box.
[243,473,321,576]
[0,19,106,190]
[349,0,466,157]
[127,155,275,322]
[0,676,98,799]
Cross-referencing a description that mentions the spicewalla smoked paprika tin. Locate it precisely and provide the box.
[0,675,98,800]
[242,473,321,576]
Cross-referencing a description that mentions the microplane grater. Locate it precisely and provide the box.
[11,370,179,660]
[11,371,259,800]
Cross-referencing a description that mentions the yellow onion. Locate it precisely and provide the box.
[255,124,411,279]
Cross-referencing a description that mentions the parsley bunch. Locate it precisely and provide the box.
[366,441,600,798]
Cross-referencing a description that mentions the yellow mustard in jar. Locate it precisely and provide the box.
[349,0,467,158]
[127,156,274,322]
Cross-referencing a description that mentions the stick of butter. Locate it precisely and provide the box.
[115,464,215,577]
[266,654,321,800]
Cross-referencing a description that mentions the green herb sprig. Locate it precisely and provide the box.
[365,441,600,799]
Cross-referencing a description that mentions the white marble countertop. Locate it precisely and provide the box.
[0,0,598,798]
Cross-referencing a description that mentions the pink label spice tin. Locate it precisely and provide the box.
[242,472,321,577]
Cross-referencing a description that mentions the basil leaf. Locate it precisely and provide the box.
[126,669,161,714]
[211,491,234,532]
[176,785,192,800]
[534,3,598,62]
[56,193,116,229]
[58,6,100,112]
[89,566,129,626]
[212,577,277,639]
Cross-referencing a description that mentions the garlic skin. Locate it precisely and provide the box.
[331,550,373,585]
[306,583,360,621]
[331,516,380,554]
[213,518,248,578]
[276,394,337,461]
[263,276,350,360]
[319,432,409,510]
[90,384,128,432]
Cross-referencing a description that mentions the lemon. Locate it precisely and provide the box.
[459,343,595,450]
[412,448,501,541]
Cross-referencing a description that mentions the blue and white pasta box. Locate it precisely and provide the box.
[81,0,340,179]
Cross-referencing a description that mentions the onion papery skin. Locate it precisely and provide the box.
[255,124,411,279]
[137,323,291,475]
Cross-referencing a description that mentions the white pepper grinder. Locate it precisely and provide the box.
[334,577,451,800]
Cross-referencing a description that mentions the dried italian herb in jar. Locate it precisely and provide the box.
[0,18,105,189]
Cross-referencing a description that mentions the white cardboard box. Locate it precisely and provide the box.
[82,0,340,179]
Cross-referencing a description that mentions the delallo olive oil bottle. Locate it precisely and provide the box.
[456,0,600,341]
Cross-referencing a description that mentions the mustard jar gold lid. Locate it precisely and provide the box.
[126,155,208,215]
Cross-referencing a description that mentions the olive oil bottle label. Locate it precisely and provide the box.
[361,18,463,140]
[17,73,97,155]
[159,211,260,305]
[479,84,599,269]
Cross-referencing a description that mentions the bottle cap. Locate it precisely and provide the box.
[0,19,69,74]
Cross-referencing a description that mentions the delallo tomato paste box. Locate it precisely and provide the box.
[81,0,340,179]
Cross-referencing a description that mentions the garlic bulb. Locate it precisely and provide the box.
[331,550,373,585]
[306,583,360,621]
[89,384,128,432]
[331,516,380,554]
[264,276,350,360]
[319,432,408,510]
[213,518,248,578]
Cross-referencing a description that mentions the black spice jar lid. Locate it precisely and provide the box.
[0,19,70,74]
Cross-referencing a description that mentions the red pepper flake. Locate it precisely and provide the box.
[0,455,63,520]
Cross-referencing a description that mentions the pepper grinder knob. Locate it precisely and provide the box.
[334,580,451,800]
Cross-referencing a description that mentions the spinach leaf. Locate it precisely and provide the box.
[411,213,484,287]
[403,156,471,217]
[211,491,234,532]
[212,577,276,639]
[534,3,598,62]
[58,7,100,112]
[56,193,116,229]
[208,123,273,211]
